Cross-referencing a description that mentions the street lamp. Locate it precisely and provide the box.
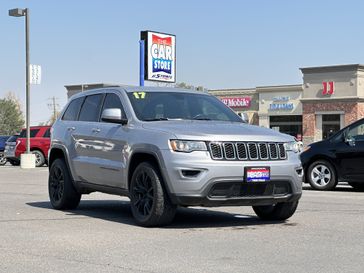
[9,8,35,168]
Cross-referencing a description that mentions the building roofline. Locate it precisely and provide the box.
[300,64,364,74]
[256,84,303,92]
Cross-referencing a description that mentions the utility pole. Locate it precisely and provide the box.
[47,97,60,124]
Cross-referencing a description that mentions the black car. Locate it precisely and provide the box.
[301,118,364,191]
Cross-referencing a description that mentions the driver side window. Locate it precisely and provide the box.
[348,122,364,141]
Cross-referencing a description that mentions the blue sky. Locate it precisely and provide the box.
[1,0,363,124]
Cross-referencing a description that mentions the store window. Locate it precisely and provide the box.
[269,115,302,139]
[322,114,340,139]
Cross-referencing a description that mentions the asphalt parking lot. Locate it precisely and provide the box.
[0,166,363,273]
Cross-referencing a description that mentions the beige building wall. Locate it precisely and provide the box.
[257,85,303,128]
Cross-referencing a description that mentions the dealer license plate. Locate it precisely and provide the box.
[245,167,270,182]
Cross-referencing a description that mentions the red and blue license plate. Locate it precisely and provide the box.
[245,167,270,182]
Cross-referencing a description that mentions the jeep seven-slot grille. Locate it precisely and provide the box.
[208,142,286,161]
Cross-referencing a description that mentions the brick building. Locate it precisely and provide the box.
[209,64,364,145]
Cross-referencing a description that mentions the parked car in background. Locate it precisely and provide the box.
[301,118,364,191]
[4,135,20,166]
[5,126,51,167]
[0,135,11,165]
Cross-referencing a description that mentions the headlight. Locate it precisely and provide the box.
[170,140,207,153]
[284,141,300,153]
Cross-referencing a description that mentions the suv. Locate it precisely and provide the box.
[0,135,10,165]
[301,118,364,191]
[5,126,51,167]
[48,87,303,226]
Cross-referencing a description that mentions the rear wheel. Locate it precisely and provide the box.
[307,160,337,190]
[348,182,364,191]
[130,162,176,227]
[48,158,81,210]
[32,150,45,167]
[0,152,7,166]
[253,201,299,221]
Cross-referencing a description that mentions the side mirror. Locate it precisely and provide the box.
[345,136,356,147]
[101,108,128,125]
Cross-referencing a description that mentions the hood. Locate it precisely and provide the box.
[142,120,294,142]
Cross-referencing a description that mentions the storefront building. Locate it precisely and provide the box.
[209,64,364,145]
[208,88,259,125]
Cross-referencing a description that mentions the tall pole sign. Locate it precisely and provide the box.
[140,31,176,84]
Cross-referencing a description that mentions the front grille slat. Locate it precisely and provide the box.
[209,141,287,161]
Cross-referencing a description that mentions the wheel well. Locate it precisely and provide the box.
[128,153,162,188]
[48,148,65,170]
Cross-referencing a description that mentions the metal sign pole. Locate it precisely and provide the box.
[25,8,30,154]
[139,40,145,86]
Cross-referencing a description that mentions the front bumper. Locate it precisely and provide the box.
[159,149,303,206]
[173,192,302,207]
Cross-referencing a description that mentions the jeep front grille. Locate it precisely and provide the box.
[208,142,286,161]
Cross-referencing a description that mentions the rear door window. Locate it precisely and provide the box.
[19,129,40,138]
[78,94,104,122]
[43,128,51,138]
[62,97,84,121]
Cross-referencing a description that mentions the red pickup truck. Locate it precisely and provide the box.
[5,126,51,167]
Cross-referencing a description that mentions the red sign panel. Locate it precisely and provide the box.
[322,82,334,95]
[221,97,251,108]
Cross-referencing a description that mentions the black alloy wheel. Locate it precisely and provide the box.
[130,162,176,227]
[49,165,65,204]
[48,158,81,210]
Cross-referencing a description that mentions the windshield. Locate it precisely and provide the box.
[127,91,242,122]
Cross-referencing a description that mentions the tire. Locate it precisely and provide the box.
[348,182,364,191]
[307,160,337,190]
[48,158,81,210]
[253,201,299,221]
[129,162,176,227]
[0,152,7,166]
[32,150,45,167]
[9,159,20,166]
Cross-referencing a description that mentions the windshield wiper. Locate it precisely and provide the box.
[143,118,170,121]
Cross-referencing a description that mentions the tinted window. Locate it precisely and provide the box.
[7,135,18,142]
[19,129,40,138]
[62,97,84,121]
[43,128,51,138]
[348,121,364,141]
[127,92,241,122]
[101,93,125,120]
[79,94,103,122]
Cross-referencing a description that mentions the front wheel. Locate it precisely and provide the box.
[253,201,299,221]
[48,158,81,210]
[307,160,337,190]
[130,162,176,227]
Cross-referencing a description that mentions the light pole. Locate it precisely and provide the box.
[9,8,35,168]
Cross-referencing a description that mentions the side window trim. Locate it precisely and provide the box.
[100,91,127,123]
[62,96,85,121]
[78,93,105,122]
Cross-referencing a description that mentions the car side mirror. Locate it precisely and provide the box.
[345,136,356,147]
[101,108,128,125]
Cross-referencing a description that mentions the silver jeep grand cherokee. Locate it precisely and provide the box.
[48,86,303,226]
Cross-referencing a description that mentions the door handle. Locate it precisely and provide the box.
[92,128,101,133]
[67,127,75,131]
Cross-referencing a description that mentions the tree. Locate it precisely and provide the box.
[0,93,25,135]
[175,82,207,92]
